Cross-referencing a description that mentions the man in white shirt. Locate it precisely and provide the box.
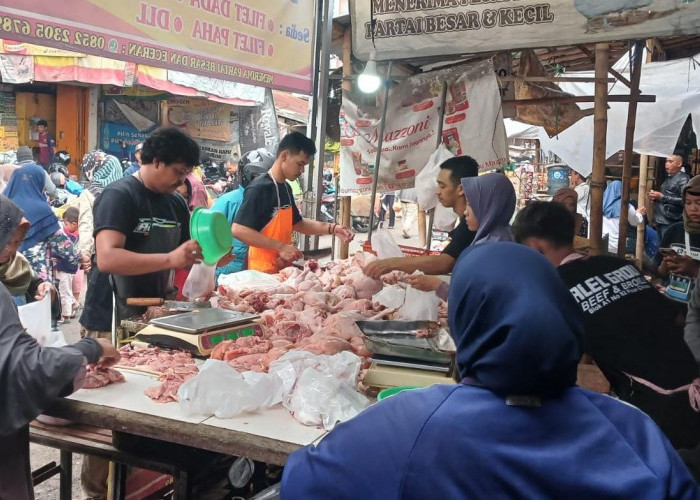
[570,168,590,224]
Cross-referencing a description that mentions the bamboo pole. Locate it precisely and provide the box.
[589,43,610,254]
[617,41,645,257]
[425,82,449,250]
[339,28,352,259]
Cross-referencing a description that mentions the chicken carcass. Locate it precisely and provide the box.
[297,335,354,356]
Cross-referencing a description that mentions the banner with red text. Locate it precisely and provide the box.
[339,60,507,195]
[352,0,700,61]
[0,0,314,93]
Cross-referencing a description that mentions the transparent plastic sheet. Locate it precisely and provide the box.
[217,270,281,291]
[415,144,455,211]
[183,262,217,299]
[371,229,404,259]
[178,352,370,430]
[396,273,441,321]
[373,285,406,309]
[17,294,51,345]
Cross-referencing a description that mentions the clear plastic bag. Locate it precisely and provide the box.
[396,274,441,321]
[415,144,455,211]
[182,262,217,299]
[217,270,281,291]
[371,229,404,259]
[373,285,406,309]
[17,294,51,345]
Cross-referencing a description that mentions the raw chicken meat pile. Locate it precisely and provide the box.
[117,345,199,403]
[212,252,401,375]
[82,365,125,389]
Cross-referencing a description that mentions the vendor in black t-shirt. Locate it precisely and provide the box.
[89,127,204,324]
[363,156,477,279]
[233,132,354,274]
[514,201,700,450]
[655,175,700,302]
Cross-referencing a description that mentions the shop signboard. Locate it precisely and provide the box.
[165,98,232,143]
[100,121,151,157]
[352,0,700,61]
[0,0,315,93]
[339,60,507,195]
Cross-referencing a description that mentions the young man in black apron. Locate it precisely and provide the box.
[80,127,202,499]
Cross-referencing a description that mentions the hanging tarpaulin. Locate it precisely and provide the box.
[352,0,700,61]
[0,0,315,93]
[239,89,281,154]
[165,97,233,142]
[33,55,128,86]
[0,54,33,84]
[339,59,507,195]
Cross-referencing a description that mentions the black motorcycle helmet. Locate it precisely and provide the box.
[48,162,69,177]
[202,157,225,183]
[240,148,275,188]
[54,150,71,166]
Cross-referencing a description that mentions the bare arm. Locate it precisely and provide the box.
[95,230,200,275]
[364,253,456,279]
[294,218,332,236]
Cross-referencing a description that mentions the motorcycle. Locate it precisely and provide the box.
[350,194,379,233]
[319,180,336,223]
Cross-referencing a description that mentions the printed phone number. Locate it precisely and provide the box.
[0,16,106,50]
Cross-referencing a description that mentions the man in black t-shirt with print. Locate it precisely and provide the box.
[513,201,700,450]
[233,132,354,274]
[363,156,477,279]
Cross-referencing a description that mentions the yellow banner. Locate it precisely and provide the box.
[0,1,315,93]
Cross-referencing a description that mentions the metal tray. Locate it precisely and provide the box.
[150,308,259,334]
[355,320,453,365]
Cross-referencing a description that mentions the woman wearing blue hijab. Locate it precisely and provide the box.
[4,163,79,284]
[603,180,646,253]
[281,243,699,499]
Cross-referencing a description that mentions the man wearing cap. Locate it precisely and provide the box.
[232,132,355,274]
[123,142,143,176]
[15,145,57,199]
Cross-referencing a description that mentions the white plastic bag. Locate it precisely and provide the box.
[183,262,217,299]
[434,203,458,232]
[415,144,455,211]
[178,360,284,418]
[371,229,403,259]
[268,350,369,430]
[17,294,51,345]
[217,270,281,290]
[373,285,406,309]
[396,273,441,321]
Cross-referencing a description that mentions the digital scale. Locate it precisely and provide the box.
[135,308,261,356]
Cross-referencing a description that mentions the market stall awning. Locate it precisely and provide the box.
[272,90,309,123]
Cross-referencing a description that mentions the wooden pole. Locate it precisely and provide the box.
[617,41,645,257]
[339,27,352,259]
[425,82,449,250]
[589,43,610,254]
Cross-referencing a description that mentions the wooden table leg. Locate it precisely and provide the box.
[59,451,72,500]
[111,462,127,500]
[173,470,190,500]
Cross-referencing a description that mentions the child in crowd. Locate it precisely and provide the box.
[55,207,80,323]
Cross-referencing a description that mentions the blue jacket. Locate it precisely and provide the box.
[211,186,247,277]
[282,243,699,500]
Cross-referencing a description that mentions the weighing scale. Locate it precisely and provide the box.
[135,308,262,356]
[355,320,456,388]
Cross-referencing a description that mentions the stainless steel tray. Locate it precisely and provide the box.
[355,320,453,365]
[150,308,259,334]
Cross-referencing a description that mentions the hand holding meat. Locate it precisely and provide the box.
[334,225,355,244]
[406,274,444,292]
[95,338,121,367]
[363,259,392,279]
[279,244,303,263]
[168,240,203,269]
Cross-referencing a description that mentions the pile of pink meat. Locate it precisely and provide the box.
[82,365,125,389]
[211,253,403,373]
[118,345,199,403]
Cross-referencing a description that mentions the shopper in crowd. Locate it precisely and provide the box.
[213,153,243,194]
[55,207,80,324]
[656,175,700,304]
[363,156,478,279]
[282,243,699,499]
[3,162,79,288]
[175,173,209,211]
[77,151,123,340]
[570,167,590,223]
[553,187,588,237]
[0,194,119,500]
[0,163,17,193]
[398,187,420,241]
[513,201,700,449]
[123,142,143,176]
[650,154,690,241]
[35,119,55,169]
[602,180,646,254]
[212,149,275,277]
[378,191,397,229]
[407,173,516,299]
[16,146,57,199]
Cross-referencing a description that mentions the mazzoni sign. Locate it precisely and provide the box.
[352,0,700,61]
[0,0,315,93]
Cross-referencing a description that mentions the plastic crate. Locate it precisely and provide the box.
[362,240,440,257]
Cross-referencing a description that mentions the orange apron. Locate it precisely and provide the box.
[248,174,294,274]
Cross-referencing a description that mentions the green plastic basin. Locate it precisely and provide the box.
[190,207,232,265]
